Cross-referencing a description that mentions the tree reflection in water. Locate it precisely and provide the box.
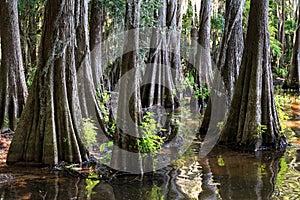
[1,143,300,199]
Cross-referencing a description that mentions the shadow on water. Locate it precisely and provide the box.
[1,98,300,199]
[1,143,299,199]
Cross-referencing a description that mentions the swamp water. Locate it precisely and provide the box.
[0,99,300,199]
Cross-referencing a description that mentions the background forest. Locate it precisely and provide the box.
[0,0,298,165]
[1,0,300,199]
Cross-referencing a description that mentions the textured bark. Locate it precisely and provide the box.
[141,0,179,109]
[220,0,285,150]
[195,0,212,89]
[75,0,103,125]
[219,0,245,107]
[191,0,212,113]
[117,0,141,141]
[167,0,182,81]
[111,0,142,173]
[199,0,244,136]
[7,0,89,165]
[90,0,104,90]
[0,0,28,130]
[285,6,300,88]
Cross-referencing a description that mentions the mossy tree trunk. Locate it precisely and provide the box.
[220,0,285,150]
[0,0,28,130]
[7,0,91,166]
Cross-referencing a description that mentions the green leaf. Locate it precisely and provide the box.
[99,143,106,152]
[217,155,225,167]
[107,141,114,147]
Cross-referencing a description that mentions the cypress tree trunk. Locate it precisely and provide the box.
[141,0,179,109]
[285,6,300,88]
[90,0,104,90]
[167,0,182,82]
[0,0,28,130]
[7,0,89,165]
[111,0,142,173]
[195,0,212,89]
[199,0,244,136]
[192,0,212,113]
[219,0,245,107]
[75,0,103,124]
[220,0,286,150]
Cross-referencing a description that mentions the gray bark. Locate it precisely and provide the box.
[111,0,143,173]
[220,0,285,150]
[0,0,28,130]
[141,0,179,109]
[199,0,244,136]
[219,0,245,107]
[90,0,104,90]
[195,0,212,89]
[75,0,103,127]
[7,0,89,165]
[286,5,300,88]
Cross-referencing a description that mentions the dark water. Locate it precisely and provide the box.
[0,144,299,200]
[1,104,300,199]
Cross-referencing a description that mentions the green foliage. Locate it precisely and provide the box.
[172,156,186,169]
[99,141,113,163]
[257,163,267,178]
[211,13,225,33]
[181,1,194,36]
[269,29,282,58]
[255,124,267,138]
[99,0,126,25]
[285,19,297,35]
[140,0,163,27]
[276,157,289,186]
[274,67,288,78]
[86,172,100,200]
[194,86,210,101]
[82,118,98,149]
[18,0,45,87]
[217,155,225,167]
[63,137,68,143]
[18,0,45,15]
[3,118,9,127]
[137,112,164,155]
[150,185,164,200]
[269,17,282,70]
[217,121,224,131]
[26,67,36,87]
[242,0,251,31]
[274,94,292,134]
[96,87,116,137]
[185,72,210,100]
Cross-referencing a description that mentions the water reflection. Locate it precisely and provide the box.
[2,98,300,199]
[199,147,281,200]
[1,143,300,199]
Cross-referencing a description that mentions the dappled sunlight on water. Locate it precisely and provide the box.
[0,95,300,199]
